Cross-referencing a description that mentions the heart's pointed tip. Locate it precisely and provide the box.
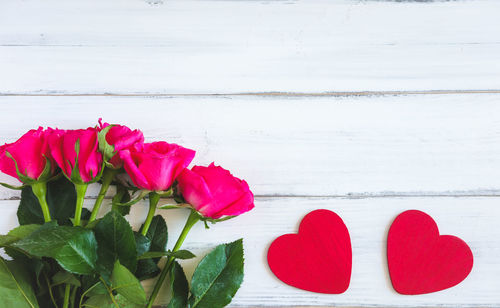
[292,278,351,295]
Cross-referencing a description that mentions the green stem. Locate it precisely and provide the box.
[146,210,200,308]
[89,168,117,223]
[31,182,51,222]
[73,183,88,226]
[140,192,161,236]
[70,283,77,308]
[43,272,58,308]
[62,284,71,308]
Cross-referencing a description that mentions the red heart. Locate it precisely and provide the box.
[267,209,352,294]
[387,210,473,295]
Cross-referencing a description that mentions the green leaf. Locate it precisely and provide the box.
[5,222,56,259]
[0,258,39,308]
[111,261,146,305]
[17,176,76,225]
[94,210,137,280]
[134,259,159,281]
[167,261,189,308]
[0,224,42,257]
[169,249,196,259]
[51,271,81,287]
[133,231,158,280]
[82,280,108,298]
[189,239,244,308]
[134,232,150,257]
[134,215,167,280]
[30,259,47,289]
[0,234,20,247]
[8,224,41,239]
[12,225,97,275]
[4,242,49,294]
[83,293,141,308]
[138,250,196,260]
[141,215,168,258]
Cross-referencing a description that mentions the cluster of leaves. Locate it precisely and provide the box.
[0,177,244,308]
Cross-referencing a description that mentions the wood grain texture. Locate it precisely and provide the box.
[0,196,498,306]
[0,94,499,199]
[0,94,500,198]
[0,94,497,306]
[1,0,500,94]
[2,0,499,306]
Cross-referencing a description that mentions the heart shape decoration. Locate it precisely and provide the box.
[387,210,473,295]
[267,209,351,294]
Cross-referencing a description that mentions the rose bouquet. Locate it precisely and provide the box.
[0,120,254,308]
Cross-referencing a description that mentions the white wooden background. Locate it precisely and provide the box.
[1,0,500,307]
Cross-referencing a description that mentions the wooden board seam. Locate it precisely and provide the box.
[3,193,500,202]
[2,90,500,98]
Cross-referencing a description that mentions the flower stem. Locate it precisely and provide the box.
[141,192,161,236]
[89,168,117,223]
[70,284,77,308]
[43,272,58,308]
[62,284,71,308]
[73,183,88,226]
[31,182,51,222]
[146,210,199,308]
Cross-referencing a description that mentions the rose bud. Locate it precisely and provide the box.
[0,127,55,183]
[48,127,103,184]
[119,141,195,192]
[98,120,144,168]
[177,163,254,219]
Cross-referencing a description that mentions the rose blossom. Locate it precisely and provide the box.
[177,163,254,219]
[98,120,144,168]
[119,141,195,192]
[0,127,54,182]
[48,127,103,183]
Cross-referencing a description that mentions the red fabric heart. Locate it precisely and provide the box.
[267,209,352,294]
[387,210,473,295]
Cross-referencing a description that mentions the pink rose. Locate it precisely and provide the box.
[119,142,195,192]
[0,127,55,182]
[48,127,103,183]
[98,120,144,168]
[177,163,254,219]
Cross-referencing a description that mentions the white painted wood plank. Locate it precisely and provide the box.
[0,196,498,306]
[0,94,499,199]
[1,0,499,94]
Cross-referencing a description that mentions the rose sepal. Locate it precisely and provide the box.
[68,140,104,185]
[5,151,53,185]
[114,187,173,208]
[159,203,237,228]
[97,124,118,169]
[194,211,237,229]
[0,182,25,190]
[113,190,150,207]
[155,188,173,198]
[159,203,190,210]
